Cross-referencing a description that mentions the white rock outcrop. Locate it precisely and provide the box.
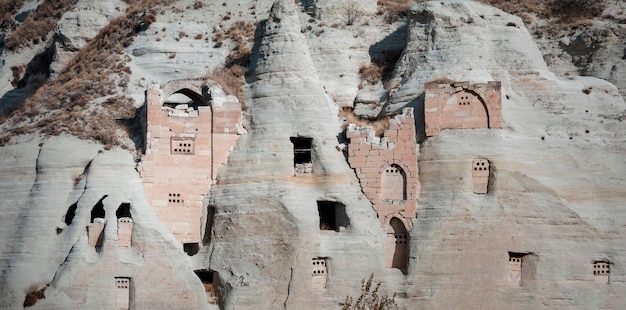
[0,135,210,309]
[201,1,394,308]
[50,0,127,77]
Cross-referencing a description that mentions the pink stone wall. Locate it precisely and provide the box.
[115,278,130,309]
[346,108,418,227]
[117,218,132,247]
[425,81,502,137]
[139,82,242,243]
[88,221,104,247]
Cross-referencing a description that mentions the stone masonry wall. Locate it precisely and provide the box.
[139,82,242,243]
[346,108,418,228]
[424,81,502,137]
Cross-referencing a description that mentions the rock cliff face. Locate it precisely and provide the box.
[0,0,625,309]
[398,1,626,309]
[203,1,392,308]
[0,136,209,309]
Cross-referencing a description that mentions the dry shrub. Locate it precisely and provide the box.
[0,0,24,31]
[194,33,203,40]
[477,0,606,24]
[10,65,25,87]
[226,42,251,67]
[359,63,383,85]
[223,20,255,44]
[377,0,422,24]
[0,1,173,147]
[340,108,392,137]
[6,0,78,51]
[342,1,365,26]
[203,283,218,304]
[342,274,398,310]
[206,65,246,104]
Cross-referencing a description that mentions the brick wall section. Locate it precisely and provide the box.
[424,81,502,137]
[346,108,418,226]
[139,82,242,243]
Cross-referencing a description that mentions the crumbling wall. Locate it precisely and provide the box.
[424,81,502,137]
[139,81,243,243]
[346,107,418,228]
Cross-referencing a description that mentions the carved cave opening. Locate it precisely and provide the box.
[317,201,349,232]
[386,217,408,270]
[194,269,219,304]
[184,243,199,256]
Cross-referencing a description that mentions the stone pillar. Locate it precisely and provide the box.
[115,277,130,309]
[117,217,132,247]
[507,256,522,287]
[311,258,327,289]
[88,218,105,247]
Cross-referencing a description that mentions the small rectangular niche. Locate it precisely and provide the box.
[593,261,610,284]
[194,270,219,304]
[167,193,184,207]
[117,218,133,247]
[317,201,349,232]
[472,158,490,194]
[312,257,328,289]
[115,277,130,310]
[171,137,195,155]
[116,203,132,247]
[290,137,313,173]
[507,252,535,287]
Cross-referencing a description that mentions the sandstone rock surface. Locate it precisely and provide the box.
[0,135,210,309]
[0,0,625,309]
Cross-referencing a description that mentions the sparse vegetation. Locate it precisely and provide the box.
[0,0,25,33]
[0,0,176,147]
[359,63,384,85]
[377,0,421,24]
[192,0,204,10]
[342,274,398,310]
[342,1,365,26]
[477,0,606,24]
[361,50,402,87]
[6,0,79,51]
[205,65,246,104]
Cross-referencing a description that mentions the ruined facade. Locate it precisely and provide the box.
[424,81,502,137]
[139,80,243,244]
[346,108,418,234]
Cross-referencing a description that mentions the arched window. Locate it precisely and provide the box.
[380,164,406,201]
[163,89,207,117]
[440,90,490,130]
[386,217,408,269]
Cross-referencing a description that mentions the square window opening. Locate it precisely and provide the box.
[317,201,350,232]
[291,137,313,173]
[184,242,199,256]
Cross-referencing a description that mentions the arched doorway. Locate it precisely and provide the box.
[386,217,408,269]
